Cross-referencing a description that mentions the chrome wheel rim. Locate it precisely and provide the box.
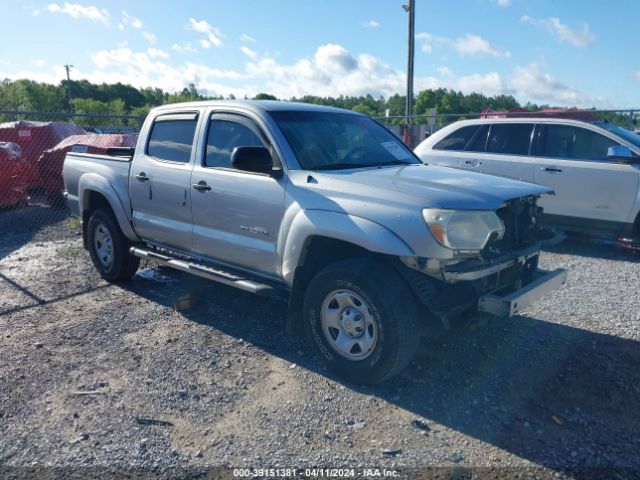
[93,222,114,268]
[320,289,377,361]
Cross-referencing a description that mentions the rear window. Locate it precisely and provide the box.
[147,117,198,163]
[433,125,481,151]
[486,124,534,156]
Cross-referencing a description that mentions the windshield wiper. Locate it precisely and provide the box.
[375,160,415,167]
[312,163,374,171]
[312,160,416,171]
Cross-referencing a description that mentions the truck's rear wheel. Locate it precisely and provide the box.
[303,258,420,384]
[87,209,139,282]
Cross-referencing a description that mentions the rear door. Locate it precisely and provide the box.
[426,124,488,169]
[479,123,536,182]
[531,123,639,232]
[129,112,199,250]
[189,112,286,276]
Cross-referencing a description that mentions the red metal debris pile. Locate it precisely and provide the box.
[0,121,86,195]
[38,133,138,201]
[0,142,29,208]
[480,107,597,122]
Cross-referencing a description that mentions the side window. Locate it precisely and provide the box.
[147,118,198,163]
[486,124,534,155]
[205,120,265,168]
[540,125,618,161]
[433,125,481,151]
[465,124,489,152]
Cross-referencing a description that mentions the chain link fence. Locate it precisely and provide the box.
[1,107,639,298]
[0,111,144,300]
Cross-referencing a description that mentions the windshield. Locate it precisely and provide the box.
[594,121,640,150]
[270,111,420,170]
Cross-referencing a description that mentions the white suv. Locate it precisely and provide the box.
[415,118,640,239]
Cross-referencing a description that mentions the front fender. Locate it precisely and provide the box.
[281,209,414,286]
[78,173,139,241]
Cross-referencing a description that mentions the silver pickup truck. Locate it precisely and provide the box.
[63,100,567,384]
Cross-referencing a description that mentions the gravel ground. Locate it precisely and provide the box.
[0,205,639,479]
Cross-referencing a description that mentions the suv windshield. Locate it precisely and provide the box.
[270,111,420,170]
[594,121,640,150]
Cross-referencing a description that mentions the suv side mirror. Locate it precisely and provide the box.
[607,145,634,161]
[231,146,277,174]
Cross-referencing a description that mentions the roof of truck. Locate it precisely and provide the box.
[152,100,357,115]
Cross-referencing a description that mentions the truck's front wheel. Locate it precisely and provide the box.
[87,209,140,282]
[303,258,420,385]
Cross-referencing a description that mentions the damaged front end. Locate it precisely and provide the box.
[399,196,567,322]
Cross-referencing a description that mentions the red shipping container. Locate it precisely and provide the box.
[38,133,138,202]
[0,142,29,209]
[0,120,86,193]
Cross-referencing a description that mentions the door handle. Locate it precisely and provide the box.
[541,167,563,173]
[135,172,149,181]
[192,181,212,191]
[465,160,482,167]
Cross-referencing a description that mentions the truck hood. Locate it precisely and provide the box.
[314,164,552,210]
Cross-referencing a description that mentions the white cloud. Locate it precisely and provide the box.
[415,33,434,53]
[189,18,222,48]
[30,59,47,67]
[142,31,157,44]
[2,43,611,108]
[240,46,258,60]
[416,32,510,57]
[452,34,511,57]
[245,44,428,99]
[84,46,250,97]
[509,63,591,106]
[436,66,453,77]
[240,33,256,43]
[491,0,511,6]
[46,3,110,25]
[147,48,169,59]
[118,10,142,30]
[199,39,211,49]
[172,42,197,54]
[363,20,380,28]
[520,15,596,48]
[458,72,504,95]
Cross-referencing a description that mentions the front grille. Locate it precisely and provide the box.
[490,197,540,253]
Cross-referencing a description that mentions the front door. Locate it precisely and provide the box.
[190,113,286,276]
[129,111,199,250]
[531,124,639,232]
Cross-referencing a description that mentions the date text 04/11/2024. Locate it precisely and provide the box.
[232,468,400,478]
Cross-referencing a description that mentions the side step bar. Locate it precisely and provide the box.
[130,247,283,297]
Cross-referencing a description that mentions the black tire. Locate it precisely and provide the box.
[86,208,139,282]
[303,258,421,385]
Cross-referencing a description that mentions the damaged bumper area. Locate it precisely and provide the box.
[477,268,567,317]
[399,240,567,319]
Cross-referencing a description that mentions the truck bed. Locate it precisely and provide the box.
[63,152,133,220]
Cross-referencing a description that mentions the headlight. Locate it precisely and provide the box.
[422,208,504,252]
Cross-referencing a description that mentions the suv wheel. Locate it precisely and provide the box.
[303,258,420,384]
[87,208,140,282]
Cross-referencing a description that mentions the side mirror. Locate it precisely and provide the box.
[231,146,277,174]
[607,145,634,161]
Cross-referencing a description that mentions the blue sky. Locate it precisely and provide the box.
[1,0,638,108]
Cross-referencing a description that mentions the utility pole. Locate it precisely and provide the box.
[64,64,74,114]
[402,0,415,147]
